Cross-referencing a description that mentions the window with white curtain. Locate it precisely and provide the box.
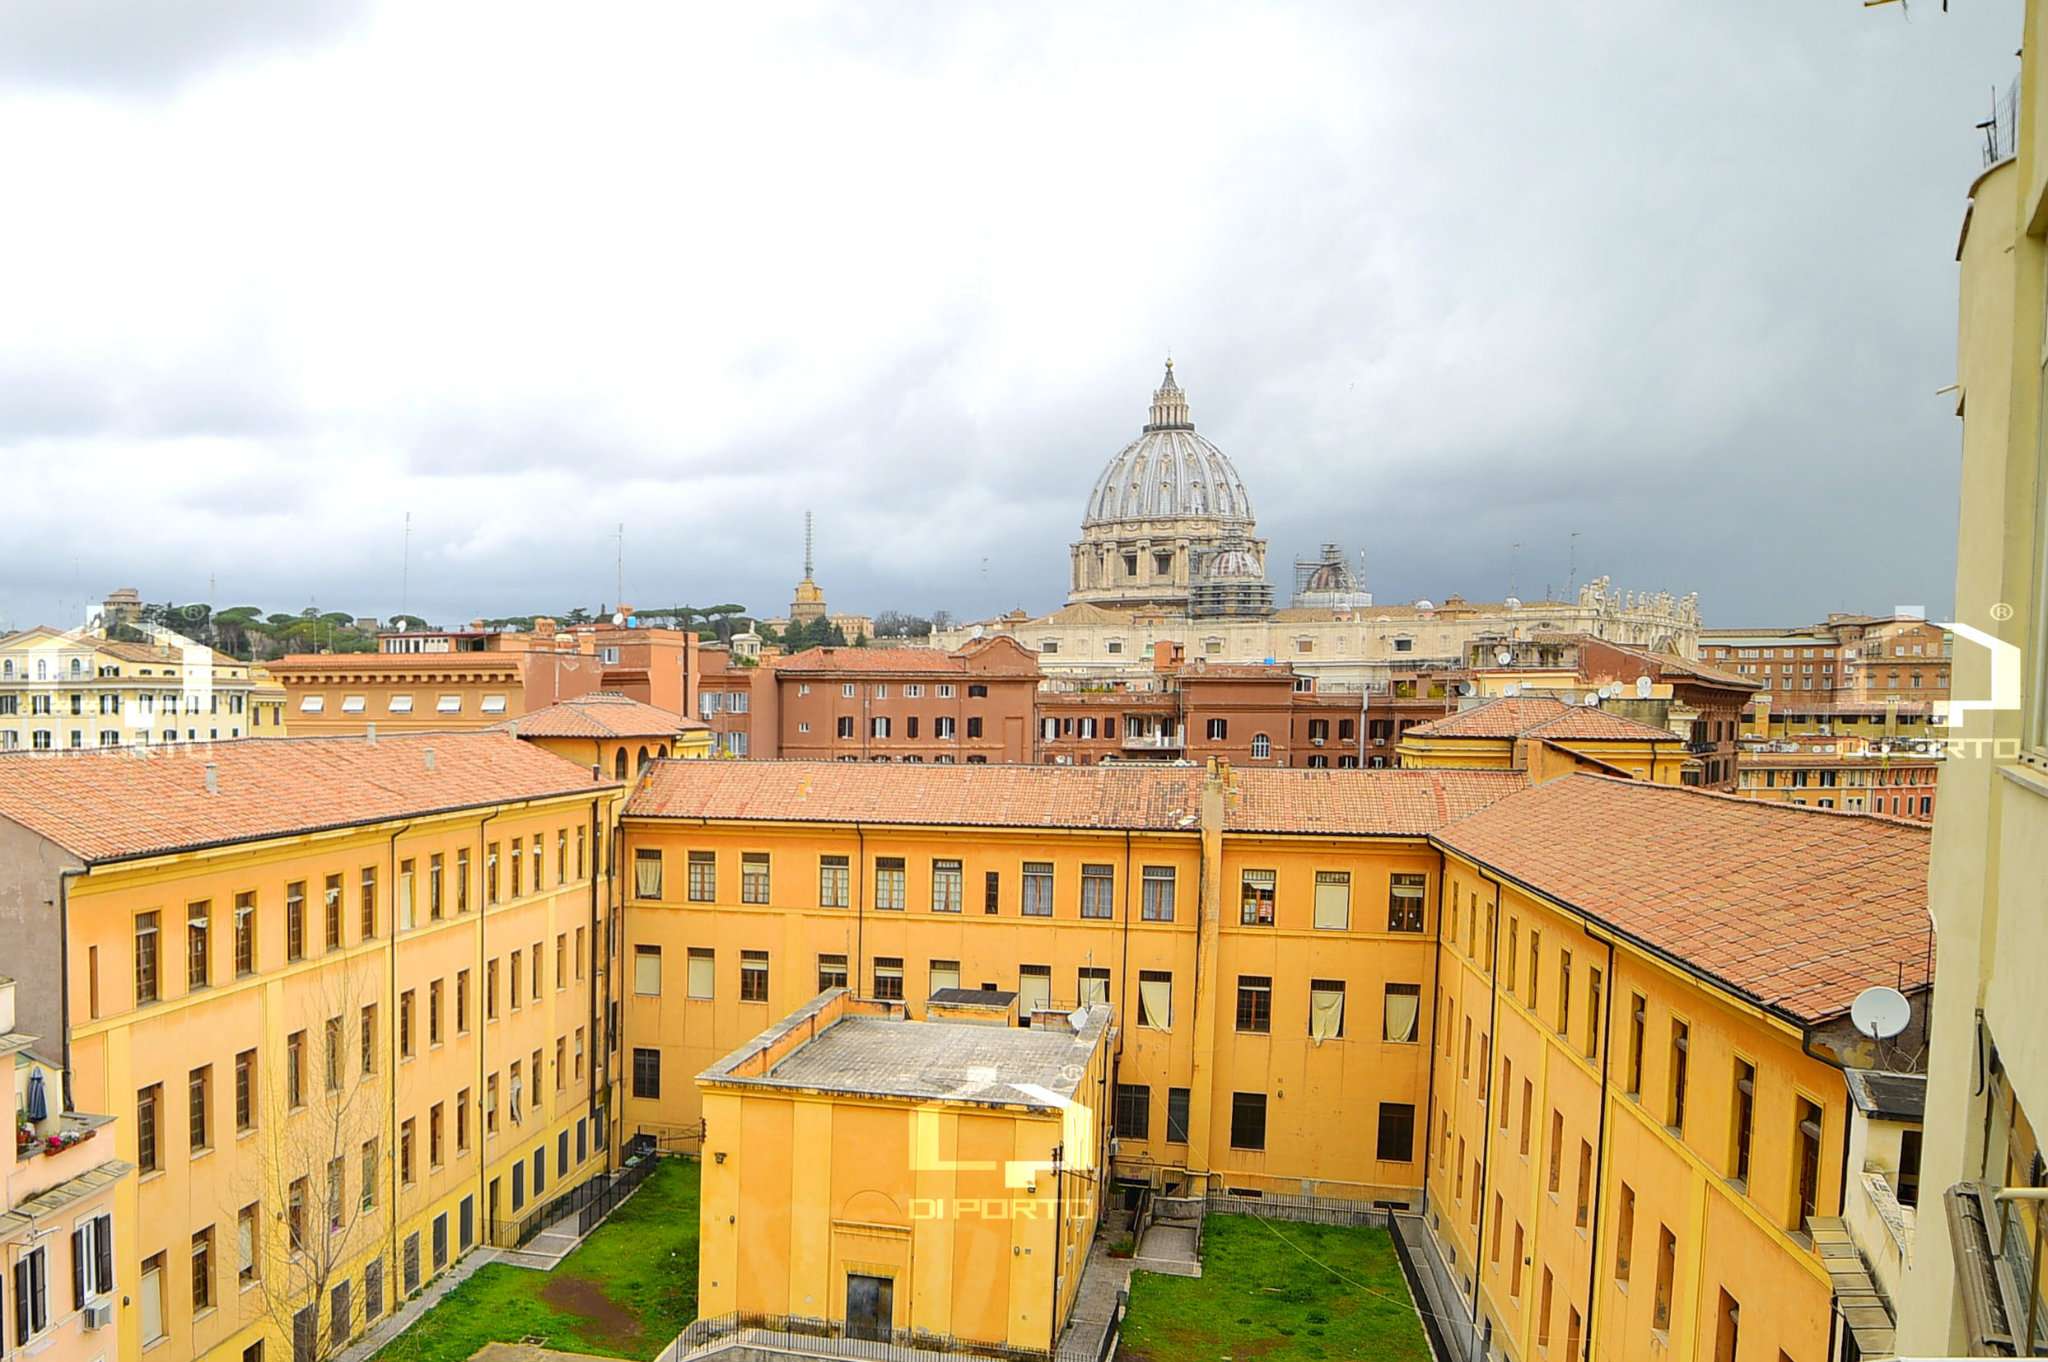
[1138,970,1173,1029]
[1381,983,1419,1043]
[1313,980,1350,1042]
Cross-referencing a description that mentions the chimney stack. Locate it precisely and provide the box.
[204,762,219,795]
[366,723,377,746]
[423,747,437,773]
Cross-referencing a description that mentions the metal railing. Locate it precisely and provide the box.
[485,1152,657,1249]
[1121,731,1183,750]
[661,1310,1117,1362]
[1205,1189,1395,1227]
[1982,75,2021,167]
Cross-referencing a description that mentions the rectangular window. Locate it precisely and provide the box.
[323,874,343,950]
[633,1046,662,1099]
[135,910,160,1004]
[238,1204,258,1286]
[137,1082,162,1172]
[287,1030,306,1106]
[140,1253,166,1346]
[1653,1225,1676,1331]
[1080,864,1115,919]
[741,852,771,903]
[1239,868,1276,925]
[234,892,256,976]
[1615,1183,1636,1283]
[1314,870,1352,930]
[686,948,715,999]
[1627,994,1646,1096]
[874,857,907,910]
[1669,1020,1690,1132]
[1021,861,1054,916]
[1732,1060,1756,1186]
[687,850,715,901]
[235,1049,257,1132]
[740,950,769,1002]
[984,869,1000,914]
[1387,873,1425,931]
[189,1065,211,1151]
[1115,1084,1150,1140]
[819,854,850,907]
[1138,970,1172,1029]
[191,1228,212,1311]
[1229,1092,1267,1150]
[286,882,306,961]
[1166,1088,1191,1143]
[187,900,210,990]
[1377,1102,1415,1162]
[931,858,963,912]
[360,865,379,939]
[1557,948,1573,1035]
[1379,982,1417,1043]
[1235,975,1272,1033]
[634,849,664,899]
[1018,964,1052,1017]
[1586,966,1603,1060]
[1077,966,1110,1006]
[928,959,961,995]
[1795,1098,1823,1228]
[873,957,904,1001]
[818,954,848,991]
[1141,866,1176,921]
[634,945,662,995]
[1577,1140,1593,1226]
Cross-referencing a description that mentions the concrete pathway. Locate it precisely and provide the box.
[1056,1239,1138,1358]
[333,1244,500,1362]
[1130,1221,1200,1278]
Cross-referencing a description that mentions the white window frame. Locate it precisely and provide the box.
[300,695,326,713]
[436,695,462,714]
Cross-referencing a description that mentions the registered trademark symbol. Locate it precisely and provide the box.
[1992,602,2016,622]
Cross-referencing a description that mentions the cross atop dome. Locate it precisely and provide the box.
[1146,358,1193,431]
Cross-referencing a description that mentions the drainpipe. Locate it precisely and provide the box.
[385,817,416,1274]
[1584,932,1616,1362]
[1420,861,1446,1219]
[55,866,87,1113]
[1470,874,1503,1336]
[853,823,866,996]
[588,793,603,1170]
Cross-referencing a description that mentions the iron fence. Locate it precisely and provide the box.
[1983,74,2021,168]
[660,1308,1121,1362]
[485,1152,658,1249]
[1204,1189,1395,1227]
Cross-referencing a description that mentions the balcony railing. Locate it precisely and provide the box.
[1122,730,1184,751]
[1982,75,2021,168]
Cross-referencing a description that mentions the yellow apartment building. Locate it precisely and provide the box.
[1397,695,1689,784]
[619,761,1524,1207]
[0,733,624,1362]
[616,759,1931,1362]
[0,626,271,751]
[6,977,134,1362]
[1428,777,1930,1362]
[1895,0,2048,1350]
[692,990,1111,1353]
[497,693,713,778]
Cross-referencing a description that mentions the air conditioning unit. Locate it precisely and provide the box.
[84,1299,113,1331]
[1311,737,1325,747]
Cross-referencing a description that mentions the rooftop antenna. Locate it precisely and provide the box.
[400,511,413,618]
[804,510,815,580]
[1509,541,1520,600]
[614,523,625,607]
[1568,531,1581,598]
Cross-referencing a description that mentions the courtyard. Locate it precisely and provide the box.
[1120,1214,1432,1362]
[372,1158,701,1362]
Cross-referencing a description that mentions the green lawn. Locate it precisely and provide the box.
[373,1158,700,1362]
[1122,1214,1432,1362]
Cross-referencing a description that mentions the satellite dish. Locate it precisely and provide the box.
[1850,986,1912,1041]
[1505,596,1521,610]
[1504,682,1520,697]
[1581,692,1599,706]
[1416,599,1435,612]
[611,612,626,626]
[1635,675,1653,699]
[969,624,985,640]
[1457,680,1475,697]
[1602,682,1619,699]
[1068,1005,1090,1031]
[1494,647,1513,666]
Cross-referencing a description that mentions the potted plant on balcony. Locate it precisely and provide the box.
[15,1118,37,1157]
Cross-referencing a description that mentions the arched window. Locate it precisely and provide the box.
[1251,734,1271,759]
[614,749,628,780]
[659,744,669,759]
[636,745,651,772]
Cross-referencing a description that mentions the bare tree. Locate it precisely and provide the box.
[238,956,392,1362]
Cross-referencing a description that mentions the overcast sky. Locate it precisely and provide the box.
[0,1,2017,633]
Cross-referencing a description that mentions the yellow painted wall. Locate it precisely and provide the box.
[694,1005,1108,1352]
[620,820,1443,1203]
[1426,854,1843,1362]
[59,789,622,1362]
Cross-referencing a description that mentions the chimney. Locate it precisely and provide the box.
[366,722,377,746]
[423,747,437,773]
[204,762,219,795]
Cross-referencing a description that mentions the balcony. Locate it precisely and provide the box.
[1123,729,1185,751]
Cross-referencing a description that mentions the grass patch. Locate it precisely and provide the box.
[373,1158,699,1362]
[1122,1214,1431,1362]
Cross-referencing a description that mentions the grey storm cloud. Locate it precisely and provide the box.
[0,0,2016,633]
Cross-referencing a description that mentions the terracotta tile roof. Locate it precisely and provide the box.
[1404,696,1678,742]
[773,641,1040,676]
[493,693,707,739]
[627,761,1527,837]
[0,733,619,865]
[1433,775,1932,1025]
[1537,634,1759,691]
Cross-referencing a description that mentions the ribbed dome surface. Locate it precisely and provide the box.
[1084,363,1255,527]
